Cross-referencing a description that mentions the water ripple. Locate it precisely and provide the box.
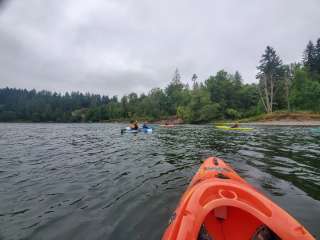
[0,123,319,239]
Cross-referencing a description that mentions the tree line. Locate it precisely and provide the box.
[257,38,320,113]
[0,37,319,123]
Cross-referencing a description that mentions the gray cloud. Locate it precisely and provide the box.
[0,0,320,96]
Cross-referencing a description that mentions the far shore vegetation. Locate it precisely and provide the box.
[1,37,320,123]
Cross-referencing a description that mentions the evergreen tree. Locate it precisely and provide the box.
[165,68,186,115]
[234,71,242,85]
[303,41,316,74]
[191,73,198,89]
[172,68,181,84]
[256,46,283,113]
[315,38,320,75]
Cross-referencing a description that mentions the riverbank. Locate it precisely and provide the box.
[239,112,320,126]
[243,121,320,126]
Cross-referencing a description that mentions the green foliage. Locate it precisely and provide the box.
[179,89,222,123]
[316,39,320,75]
[0,69,259,123]
[198,103,221,122]
[177,106,192,122]
[0,88,109,122]
[165,69,189,115]
[290,69,320,111]
[303,41,317,75]
[205,70,258,118]
[303,38,320,79]
[226,108,241,119]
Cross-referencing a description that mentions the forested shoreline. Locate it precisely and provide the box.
[1,37,320,123]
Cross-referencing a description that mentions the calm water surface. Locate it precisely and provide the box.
[0,123,319,239]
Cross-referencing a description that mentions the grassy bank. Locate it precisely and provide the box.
[239,111,320,123]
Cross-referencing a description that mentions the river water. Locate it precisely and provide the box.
[0,123,319,239]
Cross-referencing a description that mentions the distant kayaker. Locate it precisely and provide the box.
[129,120,139,130]
[129,120,134,129]
[133,120,139,130]
[142,122,149,129]
[231,123,239,128]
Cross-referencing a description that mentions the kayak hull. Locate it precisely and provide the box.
[162,157,314,240]
[122,127,153,133]
[216,125,253,131]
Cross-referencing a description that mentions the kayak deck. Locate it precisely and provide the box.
[162,157,314,240]
[202,206,264,240]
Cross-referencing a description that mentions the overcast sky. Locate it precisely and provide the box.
[0,0,319,96]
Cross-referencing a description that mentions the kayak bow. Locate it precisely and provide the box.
[162,157,314,240]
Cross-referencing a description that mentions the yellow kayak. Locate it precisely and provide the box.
[215,125,253,131]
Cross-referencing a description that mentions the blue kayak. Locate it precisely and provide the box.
[121,127,153,133]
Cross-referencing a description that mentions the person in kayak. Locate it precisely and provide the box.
[142,122,149,129]
[129,120,139,130]
[230,122,239,128]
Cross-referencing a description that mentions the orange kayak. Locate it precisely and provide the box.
[162,157,315,240]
